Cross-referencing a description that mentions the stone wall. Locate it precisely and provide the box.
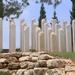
[0,52,74,75]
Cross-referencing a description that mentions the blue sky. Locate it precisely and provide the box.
[3,0,72,49]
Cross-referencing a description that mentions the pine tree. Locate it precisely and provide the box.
[38,3,46,28]
[70,0,75,24]
[52,10,59,23]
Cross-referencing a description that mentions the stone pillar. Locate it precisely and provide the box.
[20,18,24,51]
[41,19,46,32]
[44,23,49,52]
[31,19,36,49]
[24,26,29,52]
[55,24,60,51]
[47,28,52,52]
[72,20,75,52]
[0,18,2,52]
[22,22,26,52]
[59,28,66,52]
[33,23,38,50]
[62,20,67,32]
[38,31,44,52]
[66,25,72,52]
[52,19,57,32]
[50,32,57,52]
[35,27,41,51]
[9,20,16,52]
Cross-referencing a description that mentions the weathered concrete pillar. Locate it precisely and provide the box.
[20,18,24,51]
[66,24,72,52]
[52,19,57,32]
[24,26,29,52]
[59,28,66,52]
[35,27,41,51]
[41,19,46,32]
[0,18,2,52]
[44,23,49,52]
[22,22,26,52]
[72,20,75,52]
[9,20,16,52]
[62,20,67,32]
[47,28,52,52]
[55,24,60,51]
[38,31,44,52]
[31,19,36,49]
[50,32,57,52]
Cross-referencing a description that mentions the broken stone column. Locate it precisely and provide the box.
[66,24,72,52]
[20,18,24,51]
[41,19,46,32]
[22,22,26,52]
[52,19,57,32]
[50,32,57,52]
[72,20,75,52]
[55,24,60,51]
[59,28,66,52]
[31,19,36,49]
[0,18,2,52]
[35,27,41,51]
[24,26,29,52]
[38,31,44,52]
[62,20,67,32]
[9,19,16,52]
[47,28,52,52]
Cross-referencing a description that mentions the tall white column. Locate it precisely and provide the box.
[47,28,52,52]
[66,24,72,52]
[31,18,36,49]
[41,19,46,32]
[52,19,57,32]
[22,22,26,52]
[35,27,41,51]
[38,31,44,52]
[0,18,2,52]
[24,26,29,52]
[20,18,24,51]
[55,24,60,51]
[50,32,57,52]
[73,20,75,52]
[9,21,16,52]
[59,28,66,52]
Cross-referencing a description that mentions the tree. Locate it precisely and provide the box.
[70,0,75,24]
[38,3,46,28]
[0,0,29,19]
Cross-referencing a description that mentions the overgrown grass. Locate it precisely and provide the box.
[50,52,75,58]
[0,72,12,75]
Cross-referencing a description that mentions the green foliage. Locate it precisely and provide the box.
[50,52,75,58]
[0,72,11,75]
[38,3,46,28]
[29,49,37,52]
[70,0,75,24]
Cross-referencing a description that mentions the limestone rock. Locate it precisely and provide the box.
[8,62,20,70]
[31,57,38,62]
[39,54,54,60]
[35,60,47,67]
[22,52,31,56]
[19,56,31,62]
[34,68,48,75]
[30,52,39,57]
[47,59,65,69]
[27,62,35,69]
[20,62,28,69]
[47,68,65,75]
[0,58,7,63]
[66,72,75,75]
[16,69,25,75]
[0,63,2,69]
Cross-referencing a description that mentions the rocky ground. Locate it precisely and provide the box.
[0,52,75,75]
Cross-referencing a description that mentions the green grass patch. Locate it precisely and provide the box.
[50,52,75,58]
[0,72,12,75]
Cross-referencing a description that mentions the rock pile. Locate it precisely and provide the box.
[0,52,74,75]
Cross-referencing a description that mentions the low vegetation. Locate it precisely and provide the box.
[0,72,12,75]
[50,52,75,58]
